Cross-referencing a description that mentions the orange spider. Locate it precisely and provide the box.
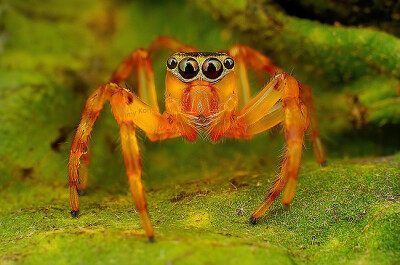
[69,36,326,242]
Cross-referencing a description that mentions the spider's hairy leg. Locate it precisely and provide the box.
[111,49,159,111]
[69,84,116,216]
[229,44,326,166]
[249,74,308,222]
[77,144,90,195]
[75,48,165,194]
[110,48,181,141]
[120,121,154,241]
[229,45,282,108]
[148,35,198,53]
[300,84,326,166]
[229,47,251,107]
[109,87,180,241]
[70,81,177,240]
[110,87,180,140]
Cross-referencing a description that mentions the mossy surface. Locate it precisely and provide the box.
[0,0,399,264]
[1,151,400,264]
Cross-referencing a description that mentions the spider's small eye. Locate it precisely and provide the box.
[202,58,223,80]
[167,57,177,69]
[223,57,234,69]
[178,58,199,79]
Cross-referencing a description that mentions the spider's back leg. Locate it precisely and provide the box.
[300,84,326,165]
[111,49,159,112]
[229,45,281,108]
[148,35,198,53]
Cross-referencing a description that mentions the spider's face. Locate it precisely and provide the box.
[165,52,237,118]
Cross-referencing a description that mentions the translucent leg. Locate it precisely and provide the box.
[250,75,308,222]
[69,84,117,216]
[120,122,154,242]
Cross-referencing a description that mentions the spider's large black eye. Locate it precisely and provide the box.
[178,58,199,79]
[202,58,223,79]
[223,57,234,69]
[167,57,177,69]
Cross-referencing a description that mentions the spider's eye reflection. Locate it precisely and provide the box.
[202,58,223,79]
[178,58,199,79]
[167,57,177,69]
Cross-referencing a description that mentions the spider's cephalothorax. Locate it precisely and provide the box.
[164,52,237,141]
[68,36,327,242]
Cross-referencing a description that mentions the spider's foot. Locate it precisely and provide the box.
[148,236,155,243]
[78,189,86,196]
[249,216,258,225]
[70,210,79,218]
[283,203,290,210]
[321,161,328,167]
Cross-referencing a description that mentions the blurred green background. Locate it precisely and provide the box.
[0,0,399,264]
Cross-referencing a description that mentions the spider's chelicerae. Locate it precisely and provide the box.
[69,36,326,242]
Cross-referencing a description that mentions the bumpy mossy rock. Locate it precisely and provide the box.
[0,0,399,264]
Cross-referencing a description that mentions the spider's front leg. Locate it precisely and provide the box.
[70,81,179,241]
[229,45,326,165]
[110,87,182,241]
[78,39,197,193]
[74,48,162,196]
[230,73,309,223]
[119,121,153,240]
[70,43,183,239]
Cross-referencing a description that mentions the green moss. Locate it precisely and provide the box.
[1,153,399,264]
[1,0,399,264]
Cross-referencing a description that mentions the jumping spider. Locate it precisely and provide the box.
[69,36,326,242]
